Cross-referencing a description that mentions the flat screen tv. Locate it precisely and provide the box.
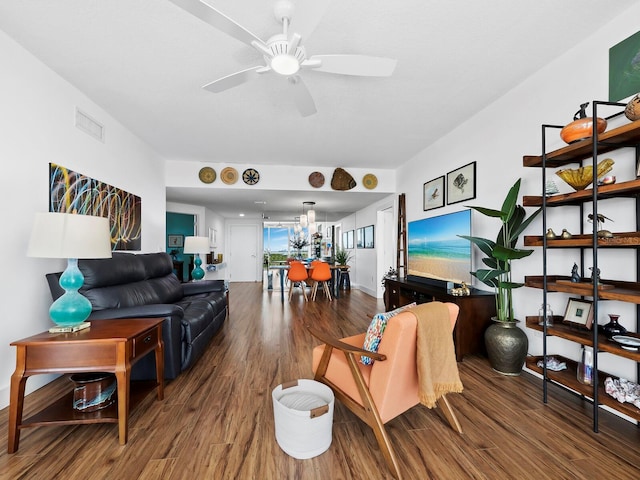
[407,209,472,287]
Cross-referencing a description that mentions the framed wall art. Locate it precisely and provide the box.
[609,30,640,102]
[363,225,375,248]
[168,234,184,248]
[356,228,364,249]
[208,227,217,249]
[423,176,445,211]
[345,230,354,249]
[447,161,476,205]
[563,298,594,330]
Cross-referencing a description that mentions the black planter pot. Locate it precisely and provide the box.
[484,319,529,376]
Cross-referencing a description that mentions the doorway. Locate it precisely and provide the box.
[229,224,260,282]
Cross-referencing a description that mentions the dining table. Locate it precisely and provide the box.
[267,263,349,302]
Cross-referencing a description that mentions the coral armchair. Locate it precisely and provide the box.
[308,303,462,479]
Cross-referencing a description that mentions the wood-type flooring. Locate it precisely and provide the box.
[1,282,639,479]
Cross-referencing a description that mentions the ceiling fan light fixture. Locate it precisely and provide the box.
[271,54,300,76]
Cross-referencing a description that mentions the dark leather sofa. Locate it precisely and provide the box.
[46,252,227,380]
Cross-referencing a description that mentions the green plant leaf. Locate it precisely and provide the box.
[467,206,503,218]
[498,281,525,289]
[493,244,535,261]
[458,235,495,258]
[500,179,521,223]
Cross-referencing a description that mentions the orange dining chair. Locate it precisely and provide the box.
[308,303,462,479]
[309,261,332,301]
[287,261,309,301]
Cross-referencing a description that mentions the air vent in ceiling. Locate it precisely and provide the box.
[75,107,105,142]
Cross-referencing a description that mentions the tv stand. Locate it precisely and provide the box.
[384,277,496,361]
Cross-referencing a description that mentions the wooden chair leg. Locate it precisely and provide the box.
[301,281,308,301]
[323,281,332,301]
[311,282,318,301]
[437,394,462,434]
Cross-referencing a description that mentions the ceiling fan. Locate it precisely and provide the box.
[169,0,397,116]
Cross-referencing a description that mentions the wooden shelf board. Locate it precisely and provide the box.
[523,178,640,207]
[20,380,157,428]
[523,120,640,168]
[527,355,640,422]
[525,317,640,360]
[524,231,640,248]
[525,275,640,303]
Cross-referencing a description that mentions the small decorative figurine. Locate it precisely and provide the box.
[546,228,557,239]
[588,213,614,238]
[571,263,580,283]
[450,282,470,296]
[561,229,572,239]
[589,266,601,285]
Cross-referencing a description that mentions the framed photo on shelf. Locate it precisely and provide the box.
[446,161,476,205]
[563,298,594,330]
[423,176,445,211]
[168,234,184,248]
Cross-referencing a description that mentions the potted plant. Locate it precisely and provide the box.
[290,235,310,260]
[334,248,352,266]
[459,178,540,375]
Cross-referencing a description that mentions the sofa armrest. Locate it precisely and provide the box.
[88,304,184,320]
[182,279,226,295]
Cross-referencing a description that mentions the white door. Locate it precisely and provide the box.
[229,224,259,282]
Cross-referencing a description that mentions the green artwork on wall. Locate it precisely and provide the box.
[609,30,640,102]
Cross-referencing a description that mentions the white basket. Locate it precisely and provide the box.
[272,379,334,459]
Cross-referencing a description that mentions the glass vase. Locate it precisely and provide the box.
[577,345,593,385]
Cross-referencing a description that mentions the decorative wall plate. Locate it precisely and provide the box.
[331,168,356,191]
[308,171,325,188]
[198,166,216,184]
[362,174,378,190]
[242,168,260,185]
[220,167,238,185]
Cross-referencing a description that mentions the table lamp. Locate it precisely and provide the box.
[27,212,112,327]
[183,236,209,281]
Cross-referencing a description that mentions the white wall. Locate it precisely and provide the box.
[0,31,167,409]
[336,194,395,297]
[396,5,640,385]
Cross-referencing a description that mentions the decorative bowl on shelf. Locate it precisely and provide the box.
[555,158,615,191]
[560,116,607,144]
[559,102,607,144]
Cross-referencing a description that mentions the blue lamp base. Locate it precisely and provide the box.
[191,254,205,281]
[49,258,93,327]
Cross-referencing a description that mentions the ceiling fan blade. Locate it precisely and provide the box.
[286,0,331,41]
[289,76,317,117]
[202,66,265,93]
[308,55,397,77]
[169,0,266,48]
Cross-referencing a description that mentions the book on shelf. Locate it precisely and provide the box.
[48,322,91,333]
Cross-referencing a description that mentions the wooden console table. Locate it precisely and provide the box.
[384,277,496,361]
[8,318,164,453]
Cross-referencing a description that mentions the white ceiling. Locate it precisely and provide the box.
[1,0,635,220]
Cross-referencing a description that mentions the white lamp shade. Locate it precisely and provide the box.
[183,236,210,254]
[300,214,308,228]
[27,212,112,259]
[307,209,316,224]
[309,222,317,235]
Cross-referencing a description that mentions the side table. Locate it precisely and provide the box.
[8,318,164,453]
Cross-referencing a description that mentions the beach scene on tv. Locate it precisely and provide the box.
[407,210,472,284]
